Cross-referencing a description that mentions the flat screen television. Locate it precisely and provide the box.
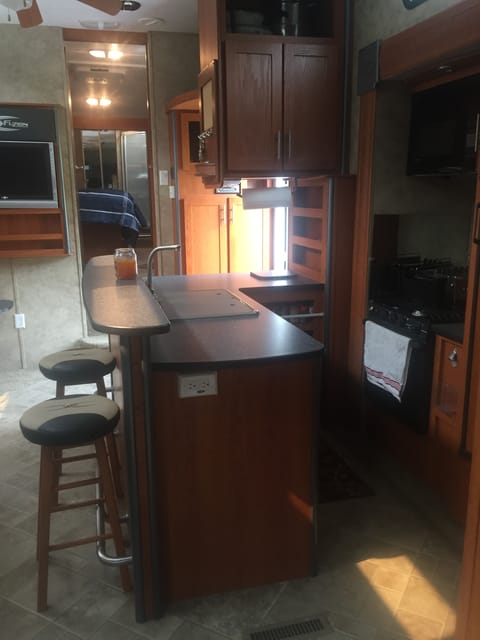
[0,140,59,208]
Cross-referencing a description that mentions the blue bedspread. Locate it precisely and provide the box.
[78,189,147,232]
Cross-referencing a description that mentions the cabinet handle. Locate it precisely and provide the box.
[475,113,480,153]
[229,205,234,224]
[287,130,292,160]
[448,348,458,367]
[220,205,226,225]
[276,130,282,161]
[474,204,480,244]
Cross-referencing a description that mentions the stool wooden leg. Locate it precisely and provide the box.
[95,439,132,593]
[37,447,55,612]
[105,432,124,499]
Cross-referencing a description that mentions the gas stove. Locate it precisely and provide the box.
[367,299,464,340]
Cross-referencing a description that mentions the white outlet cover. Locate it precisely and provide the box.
[177,372,217,398]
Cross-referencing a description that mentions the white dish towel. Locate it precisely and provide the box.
[363,320,413,402]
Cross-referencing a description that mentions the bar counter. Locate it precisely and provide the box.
[82,256,324,621]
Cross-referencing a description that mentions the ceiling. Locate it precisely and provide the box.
[36,1,198,120]
[0,0,198,33]
[66,41,149,118]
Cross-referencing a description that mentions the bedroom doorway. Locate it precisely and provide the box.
[64,34,153,267]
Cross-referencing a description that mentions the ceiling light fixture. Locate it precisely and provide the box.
[79,21,121,30]
[107,49,123,60]
[89,49,106,59]
[85,97,112,107]
[138,16,165,26]
[88,48,123,60]
[121,1,141,11]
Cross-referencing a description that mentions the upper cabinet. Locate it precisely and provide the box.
[224,40,340,174]
[197,0,348,184]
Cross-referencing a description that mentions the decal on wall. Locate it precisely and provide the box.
[0,106,56,142]
[402,0,429,8]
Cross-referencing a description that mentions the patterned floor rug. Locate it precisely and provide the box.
[317,438,375,503]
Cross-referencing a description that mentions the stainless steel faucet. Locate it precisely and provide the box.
[146,244,181,291]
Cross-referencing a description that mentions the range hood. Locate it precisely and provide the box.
[241,186,292,209]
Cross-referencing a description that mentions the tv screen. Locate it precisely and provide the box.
[0,140,58,208]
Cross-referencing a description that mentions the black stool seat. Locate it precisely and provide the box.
[20,395,120,448]
[39,348,116,386]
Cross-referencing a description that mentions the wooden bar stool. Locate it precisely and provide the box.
[38,347,116,398]
[38,348,123,498]
[19,394,132,612]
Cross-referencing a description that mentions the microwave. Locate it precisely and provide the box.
[406,76,480,176]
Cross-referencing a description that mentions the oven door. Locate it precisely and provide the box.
[364,330,435,433]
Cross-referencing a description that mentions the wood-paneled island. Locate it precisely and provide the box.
[82,256,323,621]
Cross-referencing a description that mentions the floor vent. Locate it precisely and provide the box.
[244,615,332,640]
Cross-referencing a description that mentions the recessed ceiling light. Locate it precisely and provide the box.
[89,49,106,59]
[79,20,120,30]
[107,49,123,61]
[88,48,123,61]
[138,16,165,26]
[85,97,112,107]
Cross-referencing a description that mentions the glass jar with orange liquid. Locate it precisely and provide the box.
[114,248,138,280]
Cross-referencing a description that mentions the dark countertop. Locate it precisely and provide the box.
[82,255,170,335]
[431,322,464,344]
[82,258,324,364]
[149,273,324,368]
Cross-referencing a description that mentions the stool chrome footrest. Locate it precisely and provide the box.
[96,485,132,567]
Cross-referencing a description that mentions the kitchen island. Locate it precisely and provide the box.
[82,256,324,621]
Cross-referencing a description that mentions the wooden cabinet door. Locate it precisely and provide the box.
[182,196,228,274]
[283,43,340,173]
[227,198,270,273]
[429,337,467,452]
[224,39,283,173]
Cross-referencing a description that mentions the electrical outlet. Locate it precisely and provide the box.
[159,169,169,185]
[177,372,217,398]
[14,313,25,329]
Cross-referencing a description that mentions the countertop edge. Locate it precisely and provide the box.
[82,255,171,336]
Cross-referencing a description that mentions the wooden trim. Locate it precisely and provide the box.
[72,116,148,131]
[379,0,480,81]
[347,91,376,386]
[165,90,199,113]
[457,373,480,640]
[325,175,356,421]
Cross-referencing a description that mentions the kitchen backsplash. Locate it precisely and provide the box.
[397,212,472,267]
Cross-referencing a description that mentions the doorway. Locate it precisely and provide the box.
[64,35,153,266]
[80,128,151,229]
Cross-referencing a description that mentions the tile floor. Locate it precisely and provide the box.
[0,366,465,640]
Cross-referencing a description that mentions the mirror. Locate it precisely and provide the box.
[81,128,151,228]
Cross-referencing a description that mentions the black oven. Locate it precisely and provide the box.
[366,256,466,433]
[365,299,464,433]
[365,302,434,433]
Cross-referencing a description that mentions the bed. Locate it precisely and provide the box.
[78,189,148,264]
